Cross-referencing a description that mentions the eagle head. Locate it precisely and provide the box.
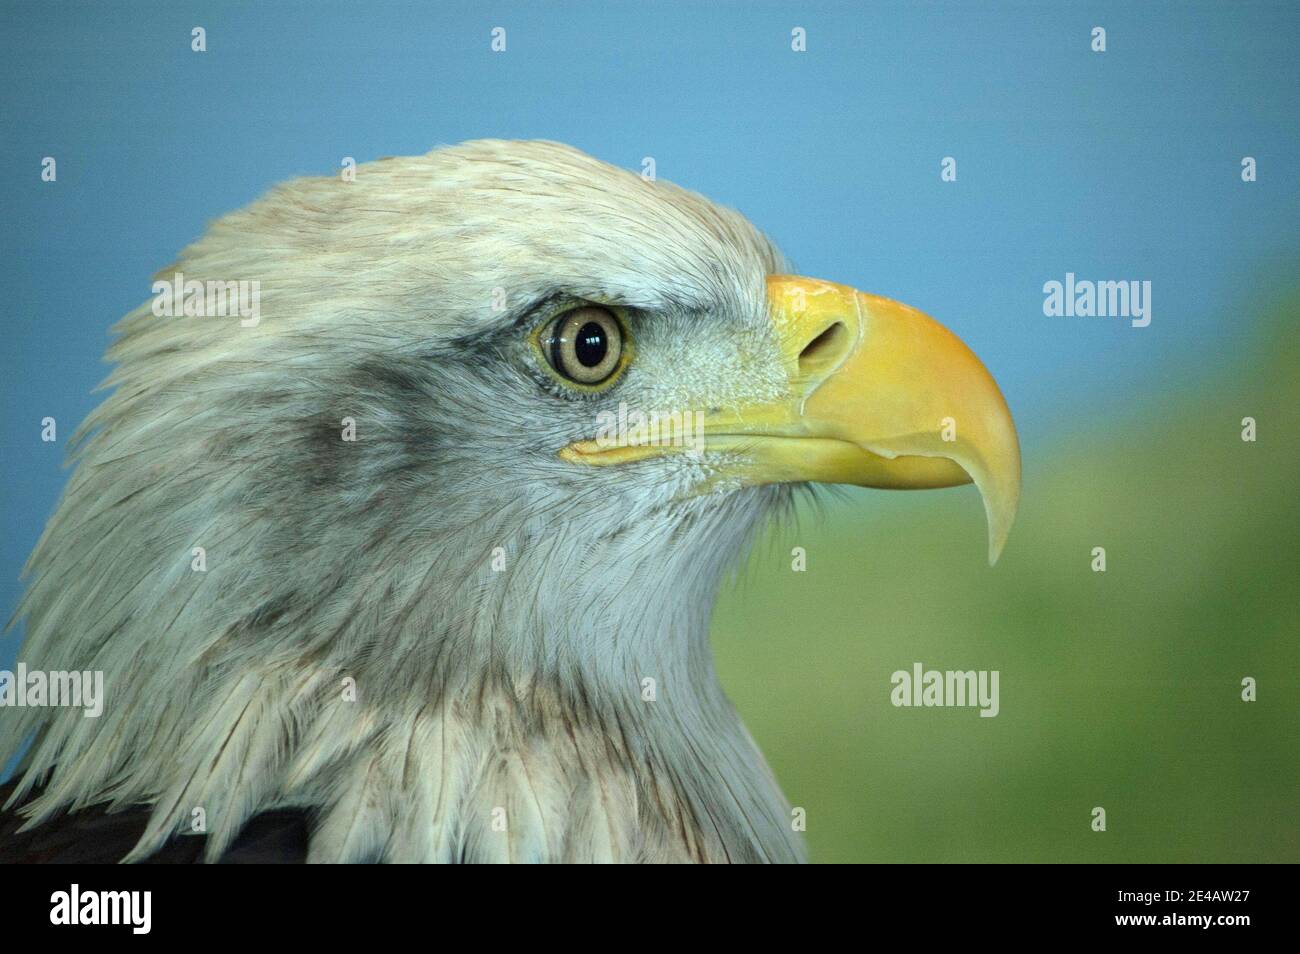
[3,140,1019,863]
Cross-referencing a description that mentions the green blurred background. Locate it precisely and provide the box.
[714,289,1299,863]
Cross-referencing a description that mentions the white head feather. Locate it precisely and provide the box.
[3,140,806,862]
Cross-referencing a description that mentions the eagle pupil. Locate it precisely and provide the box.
[574,322,607,367]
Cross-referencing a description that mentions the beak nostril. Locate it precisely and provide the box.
[797,321,849,379]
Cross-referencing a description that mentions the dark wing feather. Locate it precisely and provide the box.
[0,779,309,863]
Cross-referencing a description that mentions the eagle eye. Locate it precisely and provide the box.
[540,306,626,388]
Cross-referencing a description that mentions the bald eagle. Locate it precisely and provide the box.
[0,140,1019,863]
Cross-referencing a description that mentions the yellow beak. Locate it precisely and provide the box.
[562,275,1022,564]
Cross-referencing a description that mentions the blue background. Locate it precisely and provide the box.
[2,1,1298,790]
